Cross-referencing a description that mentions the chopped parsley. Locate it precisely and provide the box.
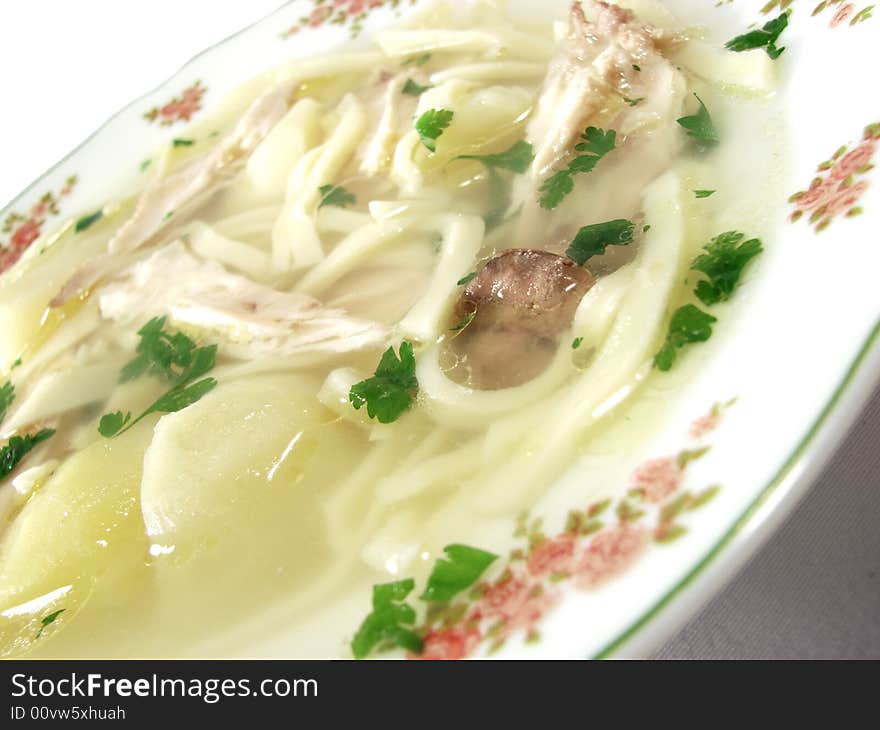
[677,94,719,146]
[349,342,418,424]
[100,318,218,438]
[0,380,14,422]
[420,544,498,602]
[654,305,717,372]
[726,12,789,59]
[691,231,764,306]
[318,184,356,209]
[694,189,716,198]
[74,210,103,233]
[539,127,617,209]
[35,609,65,639]
[415,109,454,152]
[632,64,641,72]
[351,579,422,659]
[457,140,535,174]
[456,271,477,286]
[450,311,476,332]
[623,96,645,107]
[0,428,55,482]
[566,219,635,266]
[457,140,535,229]
[119,316,213,384]
[172,137,195,147]
[402,78,432,96]
[572,337,584,350]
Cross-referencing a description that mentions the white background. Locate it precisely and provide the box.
[1,0,876,659]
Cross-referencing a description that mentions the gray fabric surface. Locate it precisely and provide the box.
[655,385,880,659]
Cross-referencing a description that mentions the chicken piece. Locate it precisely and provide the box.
[51,82,297,307]
[452,249,593,390]
[98,242,389,359]
[513,0,686,245]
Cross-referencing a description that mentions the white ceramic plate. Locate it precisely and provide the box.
[2,0,878,658]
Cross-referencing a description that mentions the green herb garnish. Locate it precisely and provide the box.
[677,94,719,146]
[450,311,476,332]
[172,138,195,147]
[420,544,498,602]
[403,53,432,67]
[623,96,645,107]
[694,190,716,198]
[726,12,789,59]
[74,210,103,233]
[457,271,477,286]
[35,609,65,639]
[100,318,218,438]
[572,337,584,350]
[351,579,422,659]
[402,79,432,96]
[318,184,356,209]
[566,219,635,266]
[0,380,14,423]
[654,305,717,371]
[691,231,763,306]
[349,342,418,424]
[415,109,454,153]
[539,127,617,209]
[0,429,55,482]
[457,140,535,174]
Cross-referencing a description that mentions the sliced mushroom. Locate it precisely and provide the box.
[451,249,593,390]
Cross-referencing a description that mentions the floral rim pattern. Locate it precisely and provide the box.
[144,81,206,126]
[789,120,879,232]
[760,1,875,26]
[282,0,417,39]
[1,176,77,275]
[381,402,733,660]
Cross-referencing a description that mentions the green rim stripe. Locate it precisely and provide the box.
[592,318,880,659]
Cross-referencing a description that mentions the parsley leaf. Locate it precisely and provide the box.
[119,316,213,384]
[403,53,432,66]
[694,189,716,198]
[74,210,103,233]
[572,337,584,350]
[539,127,617,209]
[349,342,418,424]
[726,12,789,59]
[691,231,763,306]
[172,137,195,147]
[654,305,717,371]
[35,609,65,640]
[415,109,454,152]
[98,411,132,438]
[0,380,14,423]
[318,184,356,209]
[420,544,498,602]
[351,579,422,659]
[458,140,535,174]
[457,271,477,286]
[402,78,432,96]
[677,94,719,146]
[0,428,55,482]
[450,311,476,332]
[566,219,635,266]
[101,319,219,437]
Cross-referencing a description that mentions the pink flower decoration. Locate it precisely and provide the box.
[825,180,870,217]
[415,627,482,660]
[575,524,647,589]
[527,535,576,578]
[829,142,876,182]
[630,457,683,504]
[831,4,855,27]
[689,412,720,440]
